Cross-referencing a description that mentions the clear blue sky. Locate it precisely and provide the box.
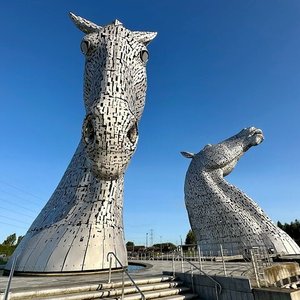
[1,0,300,246]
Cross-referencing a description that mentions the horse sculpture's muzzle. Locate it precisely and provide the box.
[82,111,139,180]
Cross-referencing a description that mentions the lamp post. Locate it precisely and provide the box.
[146,233,149,260]
[160,236,162,255]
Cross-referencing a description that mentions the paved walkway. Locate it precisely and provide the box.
[0,260,254,292]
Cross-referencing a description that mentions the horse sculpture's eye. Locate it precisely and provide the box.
[83,117,95,144]
[140,50,149,63]
[80,40,90,55]
[127,123,138,144]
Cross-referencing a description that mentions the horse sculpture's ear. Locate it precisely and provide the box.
[203,144,212,150]
[69,12,102,34]
[132,31,157,45]
[181,151,195,159]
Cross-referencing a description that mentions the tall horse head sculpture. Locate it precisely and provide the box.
[71,13,156,180]
[5,13,156,274]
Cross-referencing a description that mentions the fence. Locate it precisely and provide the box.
[128,242,275,287]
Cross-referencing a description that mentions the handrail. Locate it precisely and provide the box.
[107,252,146,300]
[173,253,222,297]
[3,254,19,300]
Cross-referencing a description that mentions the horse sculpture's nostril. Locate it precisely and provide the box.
[127,122,138,144]
[83,116,95,144]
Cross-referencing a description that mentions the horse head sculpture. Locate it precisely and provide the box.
[5,14,156,274]
[70,13,156,180]
[182,127,300,256]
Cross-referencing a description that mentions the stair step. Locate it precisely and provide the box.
[7,276,175,299]
[14,282,185,300]
[115,287,192,300]
[2,273,199,300]
[151,294,199,300]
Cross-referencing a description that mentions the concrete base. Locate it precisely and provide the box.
[164,271,254,300]
[264,262,300,287]
[253,287,300,300]
[164,270,300,300]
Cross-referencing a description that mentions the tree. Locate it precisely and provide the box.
[277,219,300,246]
[153,242,176,252]
[16,235,24,246]
[185,229,196,245]
[126,241,134,251]
[2,233,17,246]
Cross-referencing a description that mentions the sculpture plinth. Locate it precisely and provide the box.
[5,13,156,274]
[182,127,300,256]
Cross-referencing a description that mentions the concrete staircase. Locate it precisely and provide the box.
[3,275,199,300]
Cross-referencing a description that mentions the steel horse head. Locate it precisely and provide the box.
[70,13,157,180]
[4,14,156,274]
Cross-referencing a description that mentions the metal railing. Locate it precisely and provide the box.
[176,243,273,288]
[3,254,18,300]
[128,242,276,288]
[172,252,222,300]
[107,252,146,300]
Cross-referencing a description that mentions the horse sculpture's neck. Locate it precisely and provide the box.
[55,140,125,232]
[11,140,127,272]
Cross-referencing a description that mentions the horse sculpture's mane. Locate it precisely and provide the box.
[5,13,156,274]
[182,127,300,256]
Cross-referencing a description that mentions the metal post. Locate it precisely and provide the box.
[250,248,260,288]
[108,255,112,283]
[3,255,18,300]
[180,245,184,273]
[220,244,227,276]
[172,253,175,277]
[160,236,162,258]
[190,265,194,293]
[121,269,125,300]
[197,244,203,271]
[193,249,196,261]
[215,285,219,300]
